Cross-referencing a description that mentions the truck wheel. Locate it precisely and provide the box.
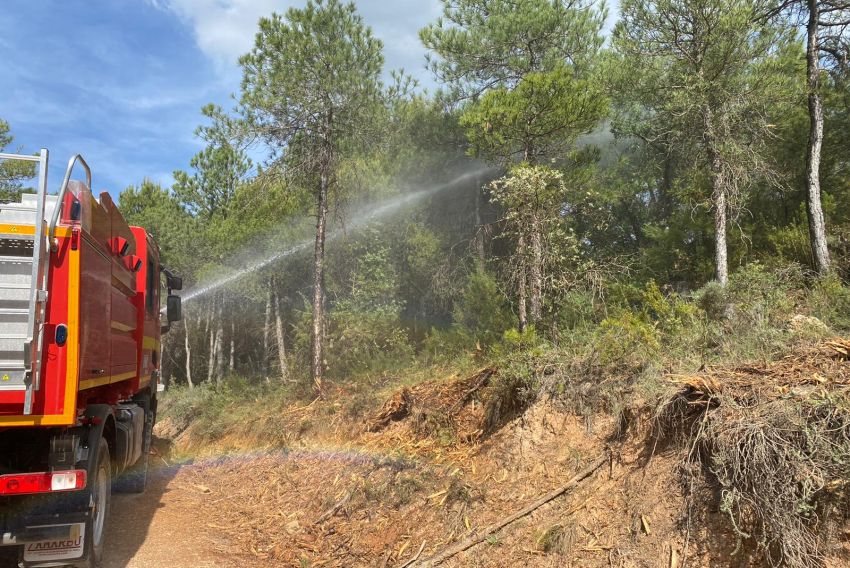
[79,437,110,568]
[113,408,152,494]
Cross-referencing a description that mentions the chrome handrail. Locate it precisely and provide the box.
[0,152,42,162]
[26,149,49,414]
[49,154,91,250]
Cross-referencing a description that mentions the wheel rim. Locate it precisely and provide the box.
[92,461,108,545]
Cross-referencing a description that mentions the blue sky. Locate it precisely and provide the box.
[1,0,444,196]
[1,0,614,197]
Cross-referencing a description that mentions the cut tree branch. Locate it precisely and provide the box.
[412,452,609,567]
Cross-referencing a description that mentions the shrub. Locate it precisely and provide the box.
[694,281,727,321]
[641,280,698,333]
[554,289,601,331]
[420,326,474,364]
[596,311,660,368]
[325,308,414,377]
[807,275,850,331]
[452,270,513,345]
[725,263,803,328]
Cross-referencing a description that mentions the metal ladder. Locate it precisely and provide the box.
[0,149,51,414]
[0,151,90,414]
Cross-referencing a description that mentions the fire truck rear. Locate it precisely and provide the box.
[0,150,181,567]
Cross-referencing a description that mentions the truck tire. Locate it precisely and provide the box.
[78,437,110,568]
[113,406,152,494]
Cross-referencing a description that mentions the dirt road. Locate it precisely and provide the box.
[103,462,222,568]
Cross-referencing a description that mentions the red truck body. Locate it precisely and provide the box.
[0,150,180,568]
[0,187,162,425]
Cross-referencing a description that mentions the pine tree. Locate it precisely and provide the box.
[765,0,850,274]
[611,0,798,285]
[422,0,607,329]
[236,0,384,392]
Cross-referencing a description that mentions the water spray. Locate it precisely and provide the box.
[181,167,493,303]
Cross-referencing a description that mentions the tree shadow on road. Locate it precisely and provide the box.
[101,436,182,568]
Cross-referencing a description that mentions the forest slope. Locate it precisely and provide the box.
[155,272,850,567]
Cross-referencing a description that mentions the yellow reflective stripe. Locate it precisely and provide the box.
[110,321,135,332]
[0,225,73,237]
[0,414,79,426]
[63,246,80,421]
[0,224,34,235]
[78,371,136,391]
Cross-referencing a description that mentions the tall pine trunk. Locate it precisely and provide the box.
[184,320,193,390]
[474,175,486,268]
[529,216,543,325]
[805,0,831,275]
[213,318,224,385]
[228,320,235,374]
[704,106,729,285]
[273,289,289,382]
[517,234,528,332]
[311,161,329,393]
[206,296,217,383]
[263,281,272,377]
[713,187,729,285]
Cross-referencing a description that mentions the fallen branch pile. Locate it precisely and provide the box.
[656,338,850,568]
[367,368,497,442]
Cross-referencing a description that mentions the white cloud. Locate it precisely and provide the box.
[148,0,289,71]
[148,0,441,85]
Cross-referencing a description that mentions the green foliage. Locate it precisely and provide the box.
[609,0,801,281]
[420,327,474,363]
[461,65,608,163]
[725,263,802,328]
[641,281,698,333]
[498,326,544,355]
[309,233,415,377]
[237,0,384,165]
[325,309,414,377]
[809,275,850,330]
[118,0,850,401]
[0,120,36,200]
[119,180,200,276]
[421,0,605,98]
[596,311,661,368]
[555,289,600,330]
[452,271,513,345]
[694,281,727,322]
[173,116,252,222]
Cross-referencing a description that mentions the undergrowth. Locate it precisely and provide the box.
[161,264,850,449]
[655,366,850,567]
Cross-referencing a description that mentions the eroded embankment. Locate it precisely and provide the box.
[153,340,850,567]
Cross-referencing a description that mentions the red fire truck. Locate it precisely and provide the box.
[0,150,181,567]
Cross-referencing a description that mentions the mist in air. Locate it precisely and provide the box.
[181,166,494,303]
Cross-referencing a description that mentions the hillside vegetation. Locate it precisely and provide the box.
[157,266,850,567]
[121,0,847,565]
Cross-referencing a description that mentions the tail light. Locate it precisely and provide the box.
[0,470,87,495]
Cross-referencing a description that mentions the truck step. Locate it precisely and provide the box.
[0,283,32,289]
[0,308,28,316]
[0,206,37,212]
